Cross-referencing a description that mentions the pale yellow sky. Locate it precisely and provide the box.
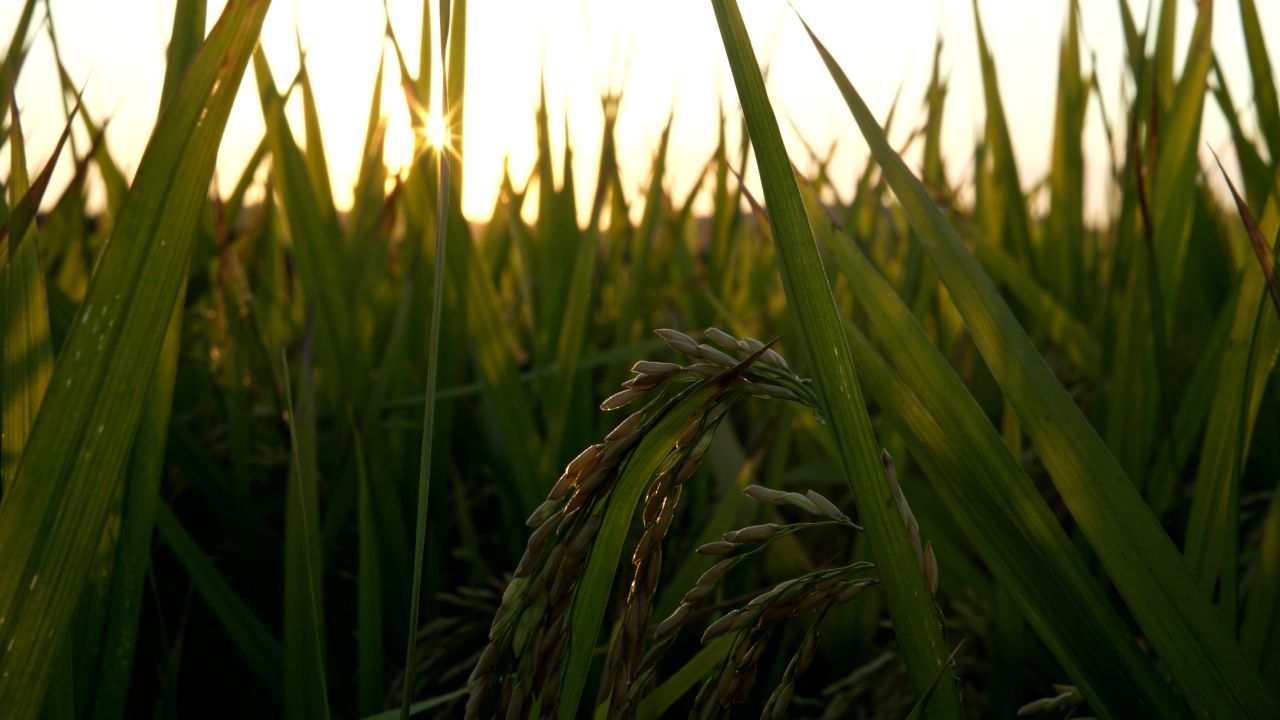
[3,1,1278,222]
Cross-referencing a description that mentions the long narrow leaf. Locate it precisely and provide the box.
[799,177,1188,718]
[154,505,284,695]
[402,4,457,715]
[92,5,205,710]
[800,17,1280,717]
[283,347,331,720]
[1185,166,1280,615]
[0,3,271,712]
[558,382,720,720]
[2,98,54,484]
[1238,0,1280,163]
[709,2,964,716]
[90,294,184,720]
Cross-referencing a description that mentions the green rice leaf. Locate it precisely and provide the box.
[974,242,1100,379]
[0,0,38,128]
[1185,166,1280,621]
[283,347,331,720]
[799,16,1280,717]
[709,2,964,716]
[90,294,184,720]
[2,97,55,485]
[295,51,337,222]
[155,505,284,696]
[541,106,618,465]
[1045,0,1087,309]
[801,176,1189,717]
[401,4,458,712]
[1152,0,1178,108]
[634,637,732,719]
[971,0,1037,272]
[0,2,270,712]
[1242,486,1280,682]
[253,48,366,409]
[159,0,207,113]
[347,55,388,250]
[616,116,672,348]
[91,8,203,710]
[363,688,467,720]
[1237,0,1280,163]
[355,425,385,716]
[1116,0,1144,80]
[557,382,720,720]
[1152,1,1213,309]
[1211,60,1270,209]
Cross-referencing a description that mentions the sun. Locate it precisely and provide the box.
[423,113,449,149]
[385,103,455,175]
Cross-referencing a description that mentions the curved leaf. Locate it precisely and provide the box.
[0,1,272,711]
[799,16,1280,718]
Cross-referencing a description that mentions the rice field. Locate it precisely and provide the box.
[1,0,1279,718]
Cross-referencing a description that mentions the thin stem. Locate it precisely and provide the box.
[400,4,453,717]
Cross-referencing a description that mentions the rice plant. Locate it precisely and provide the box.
[1,0,1278,718]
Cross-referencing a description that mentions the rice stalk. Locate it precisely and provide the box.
[466,329,819,719]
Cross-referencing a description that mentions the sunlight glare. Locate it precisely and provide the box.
[424,113,449,149]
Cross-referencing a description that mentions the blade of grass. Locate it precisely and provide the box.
[47,27,130,222]
[1116,0,1144,81]
[1046,0,1086,310]
[401,3,454,715]
[634,636,732,719]
[541,103,618,467]
[904,643,965,720]
[363,688,468,720]
[920,38,948,190]
[154,504,284,696]
[388,13,542,512]
[1185,162,1280,621]
[355,422,385,717]
[709,3,964,716]
[91,8,204,710]
[800,16,1280,717]
[294,44,337,226]
[444,0,465,172]
[0,3,270,711]
[1237,0,1280,163]
[1152,0,1213,310]
[0,0,38,128]
[1146,286,1239,516]
[974,241,1101,379]
[1211,60,1270,209]
[159,0,207,110]
[2,95,56,485]
[971,0,1037,273]
[90,292,184,720]
[282,345,331,720]
[414,0,431,104]
[253,48,366,410]
[799,176,1188,718]
[1241,484,1280,682]
[530,78,554,358]
[1152,0,1178,108]
[0,91,79,251]
[616,115,672,347]
[347,55,388,249]
[557,380,721,720]
[1217,157,1280,317]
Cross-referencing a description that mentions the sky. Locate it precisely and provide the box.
[2,0,1278,223]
